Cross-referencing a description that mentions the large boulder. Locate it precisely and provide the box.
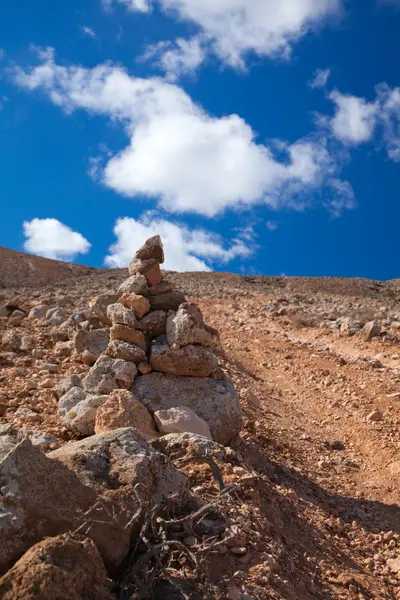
[154,406,212,440]
[49,428,188,529]
[133,373,242,445]
[94,389,157,438]
[167,303,219,349]
[90,295,119,326]
[83,356,137,394]
[73,329,110,366]
[139,310,167,337]
[117,274,148,296]
[0,440,129,574]
[58,387,109,436]
[150,342,217,377]
[104,340,147,364]
[0,533,114,600]
[149,291,186,312]
[134,235,164,264]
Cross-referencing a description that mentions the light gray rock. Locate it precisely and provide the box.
[0,440,130,574]
[1,331,21,351]
[118,274,148,296]
[49,428,188,531]
[46,308,68,325]
[90,295,119,326]
[0,426,58,460]
[83,355,138,394]
[154,406,213,440]
[28,304,49,321]
[107,303,140,328]
[58,387,109,436]
[57,373,83,398]
[73,328,110,365]
[133,373,242,445]
[150,342,217,377]
[361,321,381,341]
[167,303,219,349]
[50,316,81,342]
[105,340,147,364]
[9,310,26,326]
[151,432,229,464]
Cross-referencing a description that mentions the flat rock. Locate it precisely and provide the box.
[139,310,167,337]
[149,281,172,296]
[95,389,157,438]
[83,355,137,394]
[105,340,147,364]
[119,293,150,319]
[117,274,148,296]
[167,303,219,349]
[110,324,147,349]
[0,440,129,574]
[0,533,114,600]
[133,373,242,445]
[149,291,186,312]
[150,342,217,377]
[134,235,164,264]
[58,387,109,436]
[150,432,228,464]
[107,303,140,328]
[49,428,188,531]
[90,295,119,326]
[154,406,212,440]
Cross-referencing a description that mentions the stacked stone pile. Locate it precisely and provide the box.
[59,235,243,445]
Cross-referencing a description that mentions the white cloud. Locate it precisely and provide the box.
[325,178,356,217]
[266,220,278,231]
[105,214,253,271]
[14,50,353,218]
[141,36,206,80]
[329,91,378,145]
[309,68,331,89]
[377,83,400,161]
[81,26,97,39]
[112,0,343,69]
[23,218,91,261]
[110,0,151,11]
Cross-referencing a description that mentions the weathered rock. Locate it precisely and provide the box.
[20,336,35,351]
[83,356,137,394]
[134,235,164,264]
[129,258,162,286]
[9,310,26,326]
[150,342,217,377]
[49,428,188,530]
[105,340,147,364]
[138,361,152,374]
[0,533,114,600]
[117,274,148,296]
[0,440,129,574]
[139,310,167,337]
[57,373,83,398]
[361,321,381,341]
[73,329,110,365]
[133,373,242,445]
[46,308,68,325]
[367,409,383,422]
[154,406,212,440]
[119,293,150,319]
[151,432,228,464]
[54,340,73,358]
[0,424,57,459]
[149,280,172,296]
[107,303,140,328]
[51,316,81,342]
[339,317,360,337]
[28,305,49,321]
[58,387,109,436]
[167,303,219,349]
[110,324,147,349]
[1,330,21,351]
[90,295,119,326]
[149,291,186,312]
[95,389,157,438]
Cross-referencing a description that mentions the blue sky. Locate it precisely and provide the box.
[0,0,399,279]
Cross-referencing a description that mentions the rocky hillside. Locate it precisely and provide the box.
[1,244,400,600]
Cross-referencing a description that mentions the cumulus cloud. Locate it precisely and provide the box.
[23,218,91,261]
[112,0,343,70]
[105,214,254,271]
[13,50,353,218]
[309,68,331,89]
[329,91,378,145]
[141,36,206,80]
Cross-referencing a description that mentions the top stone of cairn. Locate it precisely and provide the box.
[134,235,164,264]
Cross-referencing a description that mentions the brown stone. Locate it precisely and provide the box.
[139,310,167,337]
[150,342,217,377]
[119,293,150,319]
[149,291,186,312]
[107,303,140,328]
[117,273,148,296]
[149,280,172,296]
[110,324,147,349]
[134,235,164,264]
[95,389,157,439]
[105,340,147,364]
[128,258,162,286]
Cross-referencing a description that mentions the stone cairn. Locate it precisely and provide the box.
[59,235,242,445]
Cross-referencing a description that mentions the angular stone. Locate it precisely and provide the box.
[9,310,26,326]
[0,425,58,460]
[46,308,68,325]
[28,304,49,321]
[150,342,217,377]
[149,291,186,312]
[129,258,162,286]
[58,387,109,436]
[139,310,167,337]
[149,280,172,296]
[1,331,21,351]
[95,389,157,438]
[133,373,242,445]
[151,432,228,464]
[83,356,137,394]
[110,324,147,349]
[50,316,81,343]
[73,329,110,365]
[134,235,164,264]
[57,374,83,398]
[119,293,150,319]
[0,440,129,574]
[154,406,212,440]
[361,321,381,341]
[138,361,153,374]
[107,303,140,328]
[0,533,114,600]
[167,303,219,349]
[49,428,188,530]
[117,274,148,296]
[105,340,147,364]
[90,295,119,326]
